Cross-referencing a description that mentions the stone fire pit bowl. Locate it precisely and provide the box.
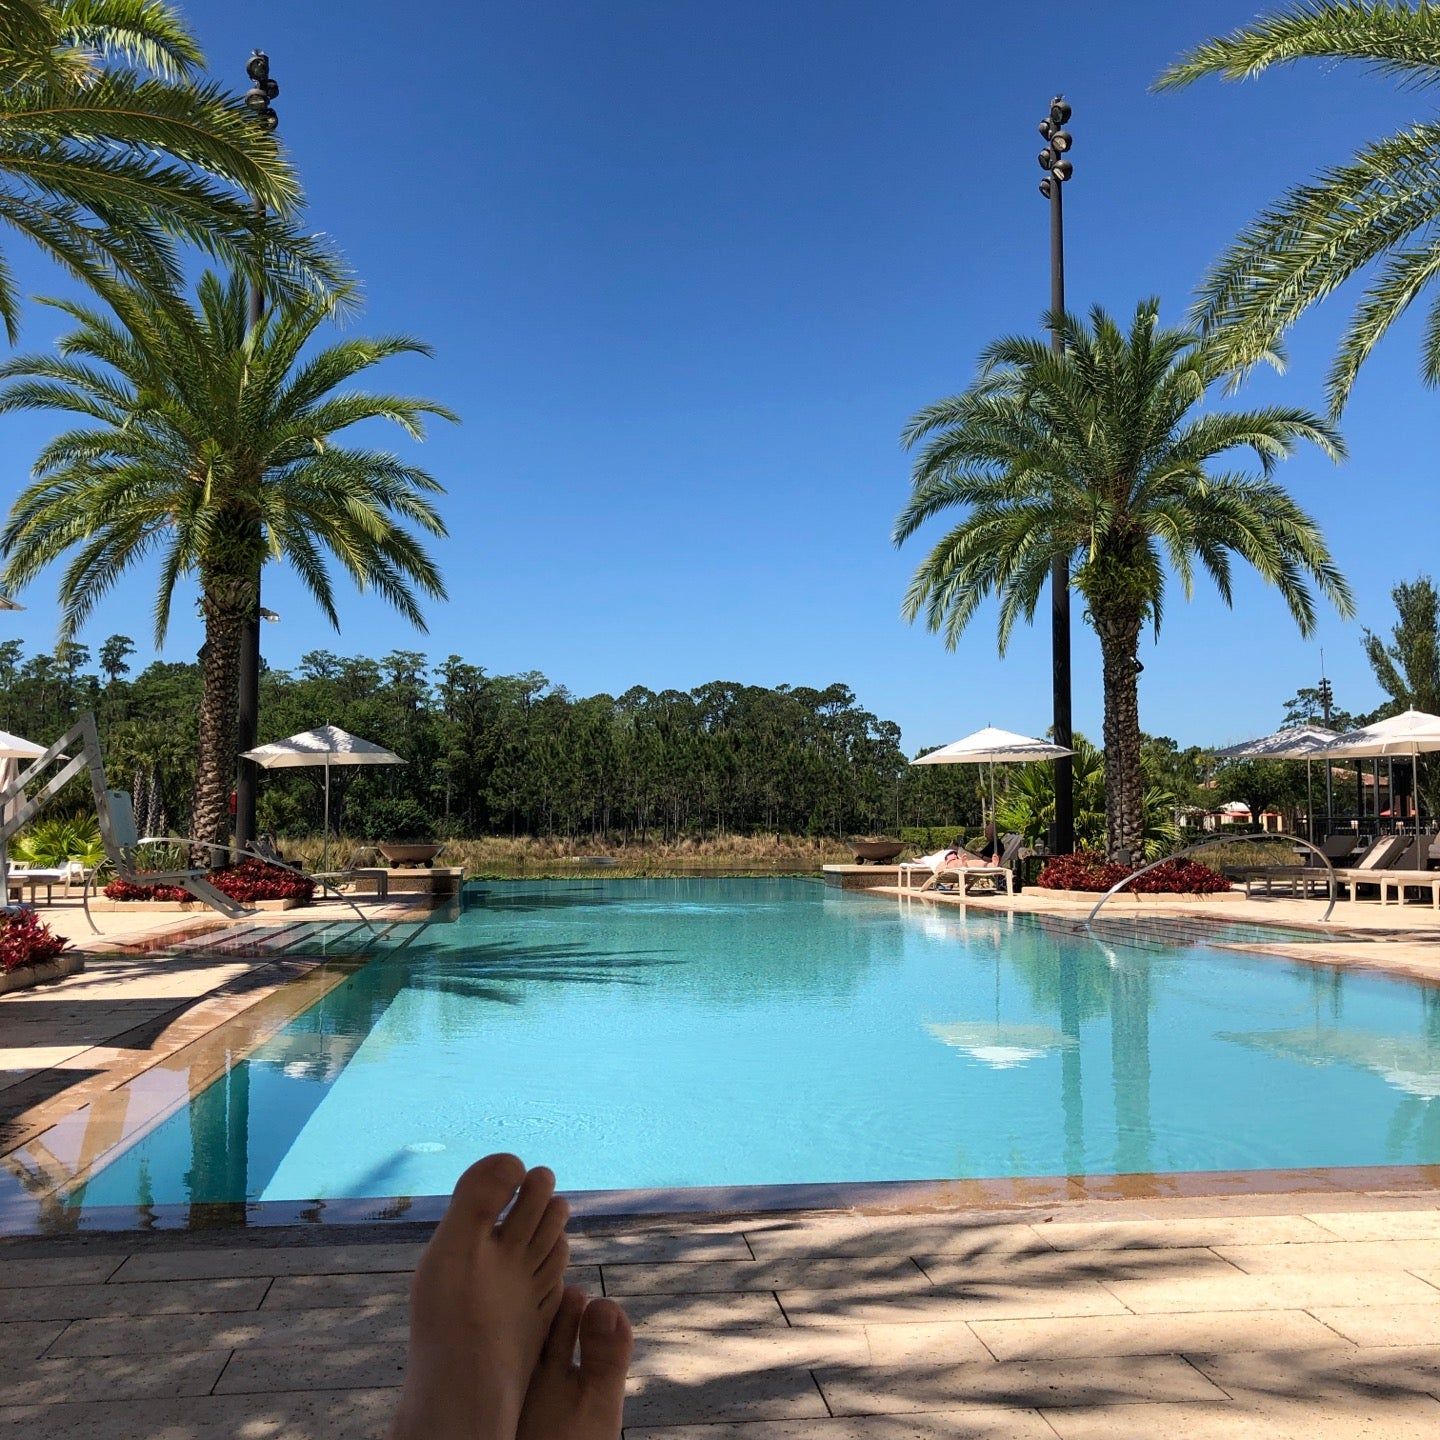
[852,839,906,865]
[375,842,444,868]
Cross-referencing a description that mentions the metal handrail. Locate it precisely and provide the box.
[1084,832,1338,928]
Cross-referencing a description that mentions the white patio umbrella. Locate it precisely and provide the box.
[241,725,404,871]
[911,725,1074,838]
[1315,709,1440,868]
[1214,724,1340,842]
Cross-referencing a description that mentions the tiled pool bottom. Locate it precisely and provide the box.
[23,878,1440,1226]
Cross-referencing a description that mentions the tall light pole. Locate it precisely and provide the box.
[234,49,279,858]
[1038,95,1074,855]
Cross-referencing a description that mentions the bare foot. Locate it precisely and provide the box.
[389,1154,571,1440]
[519,1284,634,1440]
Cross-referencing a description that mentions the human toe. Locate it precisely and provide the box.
[541,1285,587,1368]
[435,1153,526,1243]
[501,1165,556,1247]
[578,1297,633,1406]
[529,1195,570,1266]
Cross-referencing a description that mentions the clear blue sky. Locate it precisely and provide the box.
[2,1,1434,751]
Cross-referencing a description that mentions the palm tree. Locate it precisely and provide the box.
[994,734,1182,861]
[0,0,337,339]
[1158,1,1440,412]
[0,273,454,855]
[895,301,1352,861]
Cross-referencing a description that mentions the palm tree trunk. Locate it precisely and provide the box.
[1096,613,1145,863]
[189,578,250,866]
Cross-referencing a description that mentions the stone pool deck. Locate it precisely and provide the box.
[7,1188,1440,1435]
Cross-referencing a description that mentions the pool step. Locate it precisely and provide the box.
[167,918,391,959]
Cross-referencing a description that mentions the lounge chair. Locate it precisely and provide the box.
[92,790,251,920]
[1333,834,1413,902]
[1368,832,1440,908]
[899,834,1023,898]
[1320,832,1364,865]
[6,864,69,905]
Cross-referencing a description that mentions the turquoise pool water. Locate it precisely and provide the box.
[68,878,1440,1214]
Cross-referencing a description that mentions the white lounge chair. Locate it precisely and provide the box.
[6,864,68,905]
[898,837,1020,898]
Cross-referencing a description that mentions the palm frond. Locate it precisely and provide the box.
[1157,0,1440,92]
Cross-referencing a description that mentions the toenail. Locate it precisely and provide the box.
[589,1305,620,1333]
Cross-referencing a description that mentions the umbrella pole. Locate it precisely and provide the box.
[323,756,331,874]
[1306,759,1314,845]
[1417,745,1424,870]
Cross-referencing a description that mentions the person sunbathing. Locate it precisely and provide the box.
[942,845,990,868]
[388,1153,633,1440]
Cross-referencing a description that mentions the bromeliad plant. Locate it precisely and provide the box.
[105,858,314,904]
[0,909,68,972]
[895,300,1352,862]
[1036,852,1231,894]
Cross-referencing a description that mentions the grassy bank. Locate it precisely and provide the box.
[278,834,854,879]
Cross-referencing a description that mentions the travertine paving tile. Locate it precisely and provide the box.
[0,1255,123,1288]
[1311,1303,1440,1348]
[0,1319,69,1361]
[779,1279,1126,1326]
[0,1387,397,1438]
[0,1276,267,1322]
[261,1263,600,1310]
[742,1215,1051,1262]
[1043,1400,1312,1438]
[109,1242,426,1282]
[624,1368,830,1427]
[569,1227,752,1263]
[815,1353,1226,1414]
[1187,1343,1440,1397]
[603,1256,924,1297]
[616,1291,789,1330]
[968,1308,1342,1362]
[1039,1216,1336,1250]
[214,1342,406,1394]
[629,1325,870,1377]
[916,1245,1239,1286]
[626,1409,1058,1438]
[861,1320,994,1366]
[1105,1269,1440,1314]
[48,1301,408,1356]
[1219,1240,1440,1274]
[0,1352,227,1404]
[1309,1210,1440,1242]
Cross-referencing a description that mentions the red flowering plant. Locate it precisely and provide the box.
[1129,858,1231,894]
[104,861,314,905]
[1035,853,1132,892]
[1036,852,1231,895]
[0,910,69,973]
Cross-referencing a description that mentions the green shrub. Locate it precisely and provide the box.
[10,815,106,869]
[899,825,965,849]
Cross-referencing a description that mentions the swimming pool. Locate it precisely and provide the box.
[43,878,1440,1221]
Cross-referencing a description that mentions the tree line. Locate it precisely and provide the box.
[1,569,1431,849]
[0,640,986,843]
